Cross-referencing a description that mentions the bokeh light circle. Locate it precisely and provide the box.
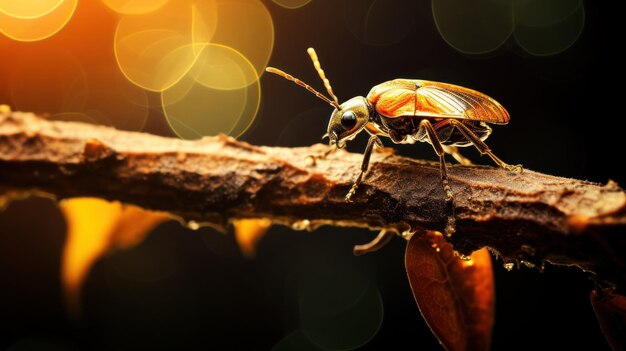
[514,6,585,57]
[190,44,260,90]
[271,0,312,10]
[102,0,170,15]
[211,0,274,79]
[271,330,323,351]
[114,29,198,92]
[514,0,583,27]
[0,0,64,19]
[432,0,514,54]
[298,268,383,350]
[191,0,218,45]
[113,0,217,92]
[162,45,261,139]
[81,65,150,131]
[344,0,418,46]
[0,0,77,42]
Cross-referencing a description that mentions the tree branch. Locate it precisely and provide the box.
[1,111,625,289]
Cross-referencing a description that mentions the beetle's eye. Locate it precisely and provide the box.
[340,111,357,129]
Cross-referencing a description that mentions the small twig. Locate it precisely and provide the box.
[1,111,625,288]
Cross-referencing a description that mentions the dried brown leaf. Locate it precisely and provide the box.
[591,288,626,351]
[405,231,494,351]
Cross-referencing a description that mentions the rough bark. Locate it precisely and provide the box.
[1,111,625,289]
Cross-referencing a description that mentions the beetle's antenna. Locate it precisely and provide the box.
[307,47,340,108]
[265,67,341,109]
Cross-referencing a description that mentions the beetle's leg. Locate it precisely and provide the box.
[306,144,337,166]
[345,135,383,202]
[442,145,473,166]
[419,120,456,237]
[353,229,395,256]
[374,145,395,154]
[450,120,523,173]
[419,120,452,200]
[365,128,394,154]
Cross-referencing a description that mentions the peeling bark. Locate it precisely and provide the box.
[1,111,625,288]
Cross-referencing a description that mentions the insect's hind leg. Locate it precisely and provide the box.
[353,229,395,256]
[442,145,473,166]
[419,120,452,200]
[418,120,456,237]
[450,120,522,173]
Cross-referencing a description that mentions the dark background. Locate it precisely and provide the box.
[0,0,618,350]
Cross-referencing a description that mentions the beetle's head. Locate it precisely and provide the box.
[327,96,370,148]
[267,48,372,148]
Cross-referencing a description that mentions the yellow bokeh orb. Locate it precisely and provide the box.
[101,0,169,15]
[162,45,260,139]
[113,0,217,92]
[0,0,77,42]
[211,0,274,79]
[0,0,64,19]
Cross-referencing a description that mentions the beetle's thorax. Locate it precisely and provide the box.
[339,96,370,112]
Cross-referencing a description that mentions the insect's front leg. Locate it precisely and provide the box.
[306,142,337,166]
[345,135,383,202]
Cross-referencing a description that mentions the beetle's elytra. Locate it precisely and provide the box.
[266,48,521,251]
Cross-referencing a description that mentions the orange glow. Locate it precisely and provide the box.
[60,198,169,318]
[467,247,491,268]
[0,0,77,42]
[111,205,171,249]
[61,198,122,318]
[233,218,272,258]
[1,0,271,140]
[8,48,88,115]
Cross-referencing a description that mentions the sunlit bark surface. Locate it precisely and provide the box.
[1,111,625,289]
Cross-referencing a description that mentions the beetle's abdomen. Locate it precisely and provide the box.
[378,115,492,146]
[428,120,492,147]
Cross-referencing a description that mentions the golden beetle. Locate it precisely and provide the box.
[267,48,521,248]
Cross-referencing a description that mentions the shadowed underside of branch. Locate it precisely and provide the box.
[1,111,625,289]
